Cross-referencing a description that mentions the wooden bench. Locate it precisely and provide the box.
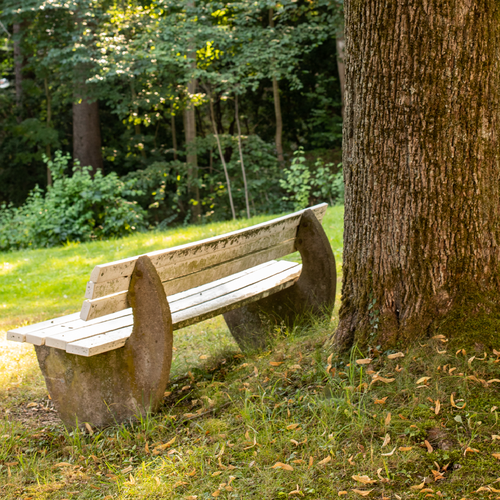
[7,203,336,427]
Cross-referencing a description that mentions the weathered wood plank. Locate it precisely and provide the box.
[88,203,326,284]
[67,263,302,356]
[81,238,297,321]
[45,262,295,350]
[7,313,81,343]
[85,226,299,299]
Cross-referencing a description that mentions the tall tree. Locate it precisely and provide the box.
[333,0,500,350]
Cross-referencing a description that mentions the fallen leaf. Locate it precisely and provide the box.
[448,367,457,374]
[381,434,391,448]
[84,423,94,435]
[487,379,500,384]
[464,447,480,456]
[121,465,133,474]
[493,348,500,357]
[212,471,222,477]
[288,484,304,496]
[154,436,176,451]
[185,496,198,500]
[352,475,377,485]
[476,487,491,492]
[492,453,500,460]
[385,413,392,426]
[432,335,447,341]
[272,462,294,471]
[410,482,425,490]
[286,423,300,430]
[381,446,396,456]
[370,376,395,385]
[376,468,390,483]
[387,352,404,359]
[338,492,347,496]
[270,361,283,366]
[434,400,441,415]
[199,355,208,360]
[417,377,431,385]
[129,474,136,485]
[450,394,457,407]
[492,435,500,440]
[352,489,373,497]
[356,358,372,365]
[54,462,72,468]
[424,440,433,453]
[374,397,388,405]
[212,490,220,497]
[154,477,161,485]
[317,456,332,465]
[399,446,413,451]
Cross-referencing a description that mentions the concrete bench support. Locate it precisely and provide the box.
[35,256,173,428]
[223,209,336,350]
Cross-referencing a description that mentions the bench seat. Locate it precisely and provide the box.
[7,260,301,357]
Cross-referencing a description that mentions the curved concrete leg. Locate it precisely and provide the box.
[35,256,173,428]
[223,209,336,351]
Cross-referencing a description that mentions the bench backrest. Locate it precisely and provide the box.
[80,203,327,321]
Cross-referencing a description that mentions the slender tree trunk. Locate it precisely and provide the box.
[335,33,345,119]
[171,106,178,161]
[184,0,201,221]
[333,0,500,351]
[73,99,103,175]
[235,94,250,219]
[269,9,284,164]
[13,22,24,122]
[210,97,236,220]
[44,78,53,186]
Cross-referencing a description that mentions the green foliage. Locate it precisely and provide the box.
[0,152,146,251]
[280,147,343,210]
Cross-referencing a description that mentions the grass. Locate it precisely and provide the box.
[1,205,500,499]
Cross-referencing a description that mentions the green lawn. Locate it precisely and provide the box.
[0,205,499,499]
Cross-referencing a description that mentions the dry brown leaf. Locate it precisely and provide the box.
[487,379,500,384]
[476,487,491,492]
[128,474,136,485]
[399,446,413,451]
[270,361,283,367]
[351,489,373,497]
[464,447,480,456]
[317,456,332,465]
[288,484,304,496]
[55,462,72,468]
[272,462,294,471]
[370,376,395,385]
[450,394,457,407]
[84,422,94,435]
[381,446,396,456]
[374,397,388,405]
[356,358,372,365]
[387,352,404,359]
[212,490,220,497]
[417,376,431,385]
[352,475,377,485]
[185,496,198,500]
[424,440,433,453]
[493,348,500,357]
[421,488,434,493]
[376,468,389,483]
[385,413,392,426]
[254,366,259,377]
[432,335,447,341]
[338,492,347,496]
[309,456,314,468]
[434,400,441,415]
[5,461,17,467]
[286,423,300,430]
[410,482,425,490]
[212,471,222,477]
[449,367,457,374]
[290,439,299,446]
[492,453,500,460]
[381,434,391,448]
[492,435,500,440]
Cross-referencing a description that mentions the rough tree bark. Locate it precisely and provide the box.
[333,0,500,351]
[184,0,201,221]
[269,8,284,164]
[73,98,103,175]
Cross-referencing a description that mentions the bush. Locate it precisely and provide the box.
[279,147,343,210]
[0,151,147,251]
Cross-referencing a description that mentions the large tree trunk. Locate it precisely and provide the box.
[73,99,103,175]
[333,0,500,351]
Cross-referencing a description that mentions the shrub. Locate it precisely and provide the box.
[0,151,146,251]
[279,147,343,210]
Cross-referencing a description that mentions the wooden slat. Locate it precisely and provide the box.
[66,263,301,356]
[85,226,299,299]
[7,313,81,343]
[81,238,297,321]
[88,203,326,284]
[23,309,131,346]
[46,262,296,351]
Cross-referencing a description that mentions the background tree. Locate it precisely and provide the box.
[333,0,500,351]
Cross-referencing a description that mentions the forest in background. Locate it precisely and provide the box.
[0,0,344,249]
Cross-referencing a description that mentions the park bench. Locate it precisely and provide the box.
[7,203,336,427]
